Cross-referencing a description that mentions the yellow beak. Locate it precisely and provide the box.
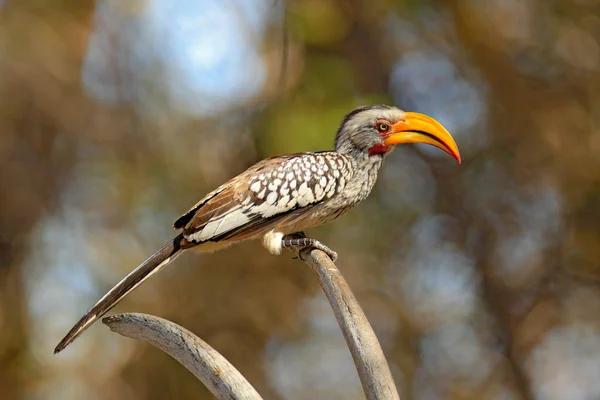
[383,112,461,163]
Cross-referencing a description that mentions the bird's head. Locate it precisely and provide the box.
[334,105,461,163]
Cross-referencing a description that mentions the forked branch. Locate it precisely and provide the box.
[102,247,399,399]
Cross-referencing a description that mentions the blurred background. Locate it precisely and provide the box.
[1,0,600,399]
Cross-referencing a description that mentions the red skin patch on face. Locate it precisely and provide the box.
[370,120,393,155]
[369,143,391,156]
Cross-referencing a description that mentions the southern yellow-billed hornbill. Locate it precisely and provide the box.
[54,105,460,353]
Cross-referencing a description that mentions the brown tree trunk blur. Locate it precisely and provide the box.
[0,2,95,398]
[440,1,596,398]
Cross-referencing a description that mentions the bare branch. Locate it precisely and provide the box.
[101,248,399,400]
[102,313,263,400]
[293,247,400,400]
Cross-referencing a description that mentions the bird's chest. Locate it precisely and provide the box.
[293,160,380,230]
[335,156,382,207]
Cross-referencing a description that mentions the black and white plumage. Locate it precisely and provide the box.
[54,105,461,354]
[176,152,355,247]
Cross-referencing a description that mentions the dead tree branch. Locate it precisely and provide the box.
[102,313,263,400]
[102,247,399,399]
[292,247,400,400]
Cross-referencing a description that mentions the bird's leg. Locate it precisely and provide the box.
[281,232,338,262]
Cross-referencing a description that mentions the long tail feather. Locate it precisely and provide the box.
[54,234,186,354]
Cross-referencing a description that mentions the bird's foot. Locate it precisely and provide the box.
[281,233,338,263]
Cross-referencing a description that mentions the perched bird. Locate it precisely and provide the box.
[54,104,460,354]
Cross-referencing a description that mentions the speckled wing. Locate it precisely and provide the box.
[174,152,353,244]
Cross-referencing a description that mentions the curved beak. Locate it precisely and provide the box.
[383,112,461,163]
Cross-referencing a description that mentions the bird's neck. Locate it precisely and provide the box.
[338,149,385,204]
[338,148,386,171]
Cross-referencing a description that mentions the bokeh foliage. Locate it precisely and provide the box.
[1,0,600,399]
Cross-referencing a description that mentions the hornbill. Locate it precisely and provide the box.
[54,104,461,354]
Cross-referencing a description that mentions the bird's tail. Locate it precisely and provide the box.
[54,234,187,354]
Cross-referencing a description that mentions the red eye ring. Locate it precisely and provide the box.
[375,120,391,133]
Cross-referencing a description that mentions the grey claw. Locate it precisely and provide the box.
[281,234,338,263]
[329,251,338,263]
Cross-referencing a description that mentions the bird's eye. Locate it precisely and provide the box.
[376,122,390,132]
